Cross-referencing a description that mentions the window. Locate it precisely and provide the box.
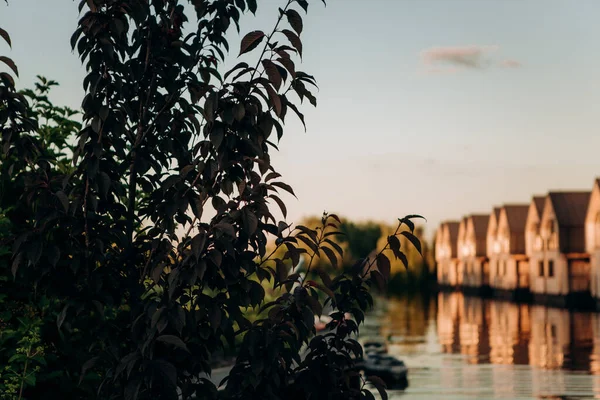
[539,261,544,277]
[548,260,554,277]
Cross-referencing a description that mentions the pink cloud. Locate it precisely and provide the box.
[420,45,499,70]
[500,59,522,68]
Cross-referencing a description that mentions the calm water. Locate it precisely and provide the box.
[363,292,600,400]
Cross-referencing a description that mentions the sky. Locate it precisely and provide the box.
[2,0,600,240]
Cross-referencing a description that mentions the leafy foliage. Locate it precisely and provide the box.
[0,2,423,400]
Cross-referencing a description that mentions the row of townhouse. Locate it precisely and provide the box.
[435,178,600,308]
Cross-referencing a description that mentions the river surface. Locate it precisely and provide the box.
[363,292,600,400]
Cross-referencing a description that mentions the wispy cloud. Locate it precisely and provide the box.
[420,45,520,74]
[500,59,522,68]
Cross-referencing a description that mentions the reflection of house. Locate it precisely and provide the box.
[528,305,570,369]
[489,302,530,399]
[458,296,489,364]
[435,221,460,287]
[458,215,490,289]
[568,312,593,371]
[528,192,592,306]
[488,301,530,365]
[591,313,600,374]
[488,205,530,295]
[437,291,461,354]
[585,179,600,302]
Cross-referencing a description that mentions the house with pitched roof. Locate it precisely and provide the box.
[585,179,600,302]
[456,217,468,288]
[487,207,502,290]
[458,215,490,289]
[435,221,460,287]
[525,196,546,258]
[488,205,530,295]
[528,192,591,305]
[487,207,502,259]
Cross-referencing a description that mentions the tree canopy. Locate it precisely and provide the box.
[0,1,423,399]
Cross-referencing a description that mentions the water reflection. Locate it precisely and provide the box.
[377,292,600,399]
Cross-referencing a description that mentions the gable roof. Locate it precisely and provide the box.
[533,196,545,217]
[470,215,490,239]
[444,221,460,258]
[503,205,530,233]
[548,191,591,227]
[493,207,501,221]
[446,221,459,244]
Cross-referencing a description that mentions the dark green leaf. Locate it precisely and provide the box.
[269,195,287,218]
[242,208,259,235]
[224,62,250,81]
[387,235,401,257]
[156,335,190,353]
[161,175,180,192]
[214,222,235,237]
[310,281,335,299]
[264,83,282,116]
[192,232,206,260]
[404,214,427,222]
[296,234,318,253]
[11,253,21,277]
[281,29,302,57]
[295,225,318,241]
[57,304,69,329]
[277,57,296,78]
[400,231,422,255]
[376,253,391,280]
[262,59,282,91]
[0,56,18,76]
[47,246,60,267]
[367,375,388,400]
[152,360,177,387]
[398,251,409,269]
[297,0,308,12]
[190,197,204,219]
[401,218,414,233]
[0,27,11,47]
[80,356,100,384]
[286,9,303,35]
[247,0,257,14]
[324,238,343,258]
[276,259,288,283]
[370,270,385,291]
[270,181,296,197]
[210,124,224,148]
[316,268,332,287]
[287,101,306,130]
[55,191,69,212]
[321,246,337,268]
[98,172,111,199]
[265,172,281,182]
[234,103,245,121]
[239,30,265,56]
